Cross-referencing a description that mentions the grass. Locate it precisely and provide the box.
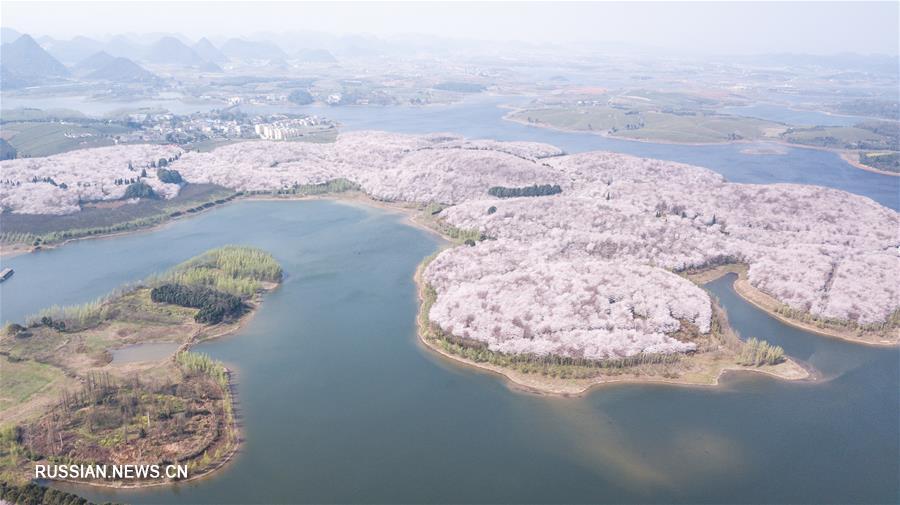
[859,151,900,173]
[512,106,634,132]
[0,185,243,252]
[155,245,283,297]
[0,177,357,247]
[617,112,781,143]
[782,126,896,150]
[511,106,784,143]
[0,359,67,412]
[0,246,281,483]
[1,121,133,157]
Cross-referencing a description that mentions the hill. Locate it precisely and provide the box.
[0,65,30,89]
[0,34,70,81]
[294,48,337,63]
[102,34,144,60]
[1,27,22,44]
[193,37,228,64]
[72,50,116,74]
[221,38,287,60]
[144,36,206,66]
[85,56,160,83]
[0,138,17,160]
[42,35,105,64]
[199,60,224,73]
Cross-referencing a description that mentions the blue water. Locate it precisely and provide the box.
[0,202,891,503]
[719,103,866,127]
[1,93,898,503]
[251,96,900,210]
[4,92,897,208]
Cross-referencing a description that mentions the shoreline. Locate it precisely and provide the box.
[412,259,810,397]
[0,190,441,260]
[68,285,279,490]
[837,150,900,177]
[8,190,893,350]
[502,107,900,177]
[7,189,894,350]
[10,269,280,490]
[684,264,899,347]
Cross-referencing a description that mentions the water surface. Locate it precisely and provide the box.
[1,201,894,504]
[718,103,867,127]
[280,96,900,210]
[3,93,897,209]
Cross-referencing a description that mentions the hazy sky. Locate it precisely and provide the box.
[3,1,898,55]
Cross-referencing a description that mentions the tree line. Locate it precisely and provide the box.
[0,481,103,505]
[150,283,243,324]
[488,184,562,198]
[738,337,785,366]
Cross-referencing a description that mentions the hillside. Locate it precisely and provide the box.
[0,34,70,81]
[221,38,287,60]
[72,50,116,74]
[294,48,337,63]
[193,37,228,64]
[85,56,160,83]
[41,35,105,64]
[144,36,207,66]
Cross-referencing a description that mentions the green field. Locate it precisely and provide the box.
[0,121,134,157]
[512,106,784,143]
[782,126,898,150]
[0,359,68,413]
[617,111,782,143]
[1,183,235,238]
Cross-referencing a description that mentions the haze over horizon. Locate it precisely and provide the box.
[2,1,898,56]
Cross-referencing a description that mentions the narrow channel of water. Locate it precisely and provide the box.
[2,200,894,503]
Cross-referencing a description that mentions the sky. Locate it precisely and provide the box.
[2,1,898,55]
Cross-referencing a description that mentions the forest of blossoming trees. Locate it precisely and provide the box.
[1,131,897,358]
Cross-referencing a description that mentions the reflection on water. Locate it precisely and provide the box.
[0,201,889,504]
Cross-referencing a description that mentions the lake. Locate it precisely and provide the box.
[718,103,867,127]
[3,92,897,209]
[260,96,900,210]
[2,200,896,504]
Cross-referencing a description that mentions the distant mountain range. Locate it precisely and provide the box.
[194,37,228,64]
[294,48,337,63]
[145,36,208,66]
[41,35,106,64]
[72,50,116,74]
[1,34,69,88]
[221,38,287,60]
[1,27,22,44]
[81,53,160,83]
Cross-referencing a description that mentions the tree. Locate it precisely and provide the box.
[488,184,562,199]
[288,89,314,105]
[123,180,159,199]
[157,168,184,184]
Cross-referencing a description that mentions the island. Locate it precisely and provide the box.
[1,132,897,400]
[0,246,282,487]
[502,94,899,177]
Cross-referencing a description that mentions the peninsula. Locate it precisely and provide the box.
[1,132,897,398]
[0,246,282,486]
